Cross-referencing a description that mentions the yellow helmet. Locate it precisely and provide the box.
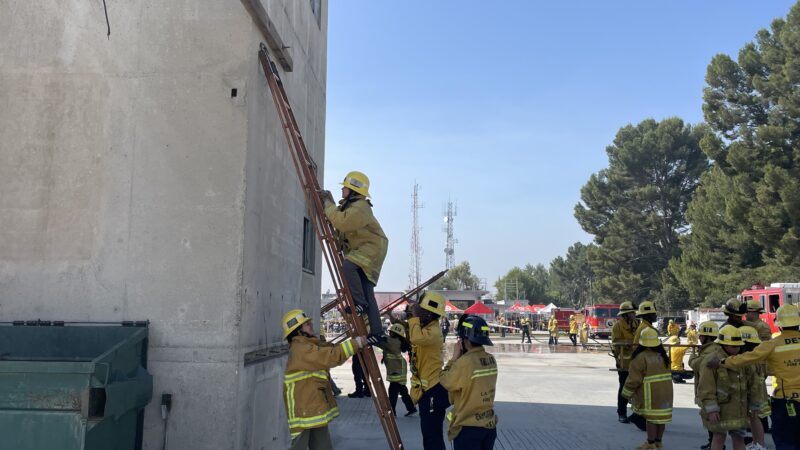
[775,304,800,328]
[617,301,636,316]
[738,326,761,344]
[717,325,744,346]
[636,301,657,316]
[389,323,406,338]
[698,321,719,337]
[341,171,370,197]
[282,309,311,339]
[722,298,747,316]
[746,299,764,313]
[639,327,660,347]
[419,291,446,317]
[668,319,674,324]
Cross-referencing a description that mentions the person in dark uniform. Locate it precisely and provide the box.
[520,317,532,343]
[441,316,451,342]
[348,354,370,398]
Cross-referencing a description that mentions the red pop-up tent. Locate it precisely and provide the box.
[505,302,525,312]
[464,301,493,315]
[444,300,463,313]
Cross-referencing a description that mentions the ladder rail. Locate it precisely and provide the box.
[322,268,447,315]
[327,269,449,344]
[258,44,404,450]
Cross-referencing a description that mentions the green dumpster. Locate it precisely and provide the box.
[0,322,153,450]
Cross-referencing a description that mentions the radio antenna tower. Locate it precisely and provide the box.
[443,200,457,270]
[409,182,423,289]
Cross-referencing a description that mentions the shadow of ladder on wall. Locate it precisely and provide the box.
[257,44,404,450]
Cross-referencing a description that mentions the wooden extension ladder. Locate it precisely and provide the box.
[257,43,403,450]
[324,270,448,345]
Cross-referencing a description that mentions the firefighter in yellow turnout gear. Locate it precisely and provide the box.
[548,315,559,345]
[744,299,773,343]
[612,301,639,423]
[710,305,800,449]
[686,323,699,347]
[667,335,689,383]
[378,323,417,417]
[440,315,498,450]
[667,319,680,337]
[568,315,578,346]
[697,326,763,450]
[633,301,658,347]
[408,292,450,450]
[579,321,589,347]
[622,327,674,449]
[281,309,366,450]
[322,171,388,345]
[738,326,770,450]
[689,321,721,450]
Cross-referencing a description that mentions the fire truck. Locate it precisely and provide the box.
[583,304,620,338]
[740,283,800,332]
[550,308,579,332]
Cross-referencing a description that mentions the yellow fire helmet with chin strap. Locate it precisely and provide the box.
[341,171,370,197]
[636,301,657,316]
[697,321,719,338]
[618,301,636,316]
[774,304,800,328]
[389,323,406,338]
[638,327,661,347]
[738,325,761,344]
[717,325,744,346]
[282,309,311,339]
[419,291,446,317]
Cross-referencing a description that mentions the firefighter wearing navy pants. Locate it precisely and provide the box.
[440,315,498,450]
[408,292,450,450]
[520,317,531,343]
[611,301,638,422]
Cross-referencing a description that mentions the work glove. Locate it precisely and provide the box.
[321,190,335,205]
[353,336,367,349]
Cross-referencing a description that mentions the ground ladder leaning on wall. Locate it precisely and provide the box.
[257,43,404,450]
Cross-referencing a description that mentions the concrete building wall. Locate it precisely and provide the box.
[0,1,327,449]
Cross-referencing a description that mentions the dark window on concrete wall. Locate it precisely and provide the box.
[303,217,315,273]
[310,0,322,27]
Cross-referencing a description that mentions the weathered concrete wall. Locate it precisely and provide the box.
[0,1,327,449]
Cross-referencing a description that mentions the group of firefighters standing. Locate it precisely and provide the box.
[280,172,498,450]
[612,299,800,450]
[276,170,799,450]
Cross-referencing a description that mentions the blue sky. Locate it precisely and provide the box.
[321,1,797,294]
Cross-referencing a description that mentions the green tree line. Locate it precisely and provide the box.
[495,2,800,311]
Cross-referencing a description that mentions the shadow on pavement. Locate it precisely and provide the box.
[329,398,742,450]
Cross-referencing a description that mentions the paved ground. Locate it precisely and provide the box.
[329,336,776,450]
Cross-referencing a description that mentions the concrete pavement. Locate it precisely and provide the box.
[328,341,775,449]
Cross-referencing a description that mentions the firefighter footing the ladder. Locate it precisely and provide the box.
[258,43,404,450]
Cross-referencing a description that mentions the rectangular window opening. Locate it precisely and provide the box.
[768,294,781,313]
[302,217,314,274]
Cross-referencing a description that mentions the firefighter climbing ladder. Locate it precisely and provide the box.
[326,270,448,345]
[257,44,404,450]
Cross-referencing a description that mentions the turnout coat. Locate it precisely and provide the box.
[622,350,674,424]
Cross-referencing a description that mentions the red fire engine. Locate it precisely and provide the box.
[740,283,800,332]
[583,304,620,338]
[550,308,578,332]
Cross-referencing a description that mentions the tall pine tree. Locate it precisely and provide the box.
[575,118,709,307]
[674,4,800,303]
